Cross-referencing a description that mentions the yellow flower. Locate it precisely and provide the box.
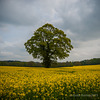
[12,93,16,97]
[33,89,36,92]
[28,90,31,93]
[59,92,64,96]
[0,65,100,99]
[20,93,25,96]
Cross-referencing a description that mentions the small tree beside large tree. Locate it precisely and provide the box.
[24,23,73,68]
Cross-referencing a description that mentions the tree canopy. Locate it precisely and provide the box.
[24,23,73,68]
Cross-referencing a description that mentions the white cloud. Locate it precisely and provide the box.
[0,51,13,56]
[0,0,100,62]
[66,39,100,61]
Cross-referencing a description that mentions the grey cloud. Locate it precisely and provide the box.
[0,0,100,61]
[0,40,27,60]
[0,39,40,61]
[0,0,39,26]
[54,0,100,41]
[0,0,63,26]
[63,39,100,61]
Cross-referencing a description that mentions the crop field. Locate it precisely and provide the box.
[0,65,100,100]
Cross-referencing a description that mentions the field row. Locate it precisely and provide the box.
[0,65,100,99]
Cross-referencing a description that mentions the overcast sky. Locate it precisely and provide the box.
[0,0,100,62]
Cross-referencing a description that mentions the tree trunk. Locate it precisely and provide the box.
[42,42,51,68]
[43,56,51,68]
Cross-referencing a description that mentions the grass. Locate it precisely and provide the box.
[0,65,100,100]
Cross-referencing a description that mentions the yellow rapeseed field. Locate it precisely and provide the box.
[0,65,100,99]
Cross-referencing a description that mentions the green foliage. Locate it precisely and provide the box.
[0,58,100,67]
[24,23,73,68]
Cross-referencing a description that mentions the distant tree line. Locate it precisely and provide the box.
[0,61,42,67]
[0,58,100,67]
[57,58,100,67]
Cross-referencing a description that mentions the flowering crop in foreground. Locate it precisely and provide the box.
[0,65,100,99]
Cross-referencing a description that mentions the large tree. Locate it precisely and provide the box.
[24,23,73,68]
